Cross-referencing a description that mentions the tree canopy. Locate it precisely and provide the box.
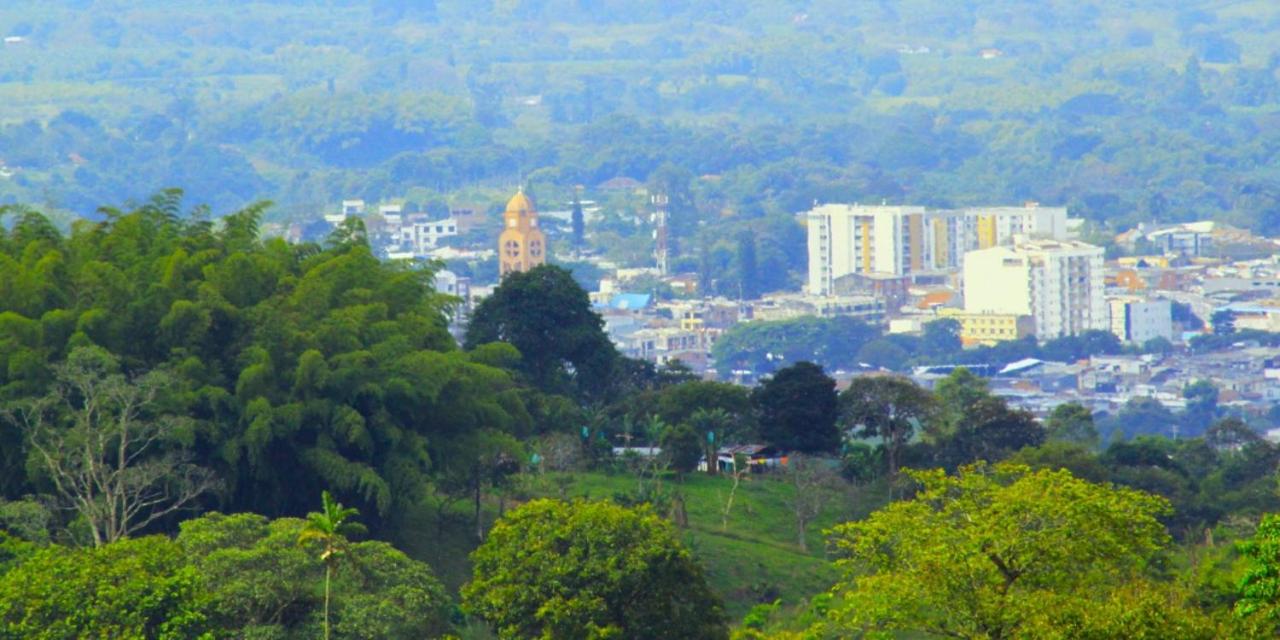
[823,463,1196,639]
[0,194,533,528]
[752,362,840,454]
[462,499,728,640]
[465,264,619,401]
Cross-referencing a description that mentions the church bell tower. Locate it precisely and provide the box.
[498,188,547,277]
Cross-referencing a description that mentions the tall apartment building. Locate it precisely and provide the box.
[806,202,1068,296]
[963,240,1106,339]
[964,205,1069,249]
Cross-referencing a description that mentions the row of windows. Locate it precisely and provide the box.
[503,240,544,258]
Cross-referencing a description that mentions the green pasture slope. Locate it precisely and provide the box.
[398,469,890,622]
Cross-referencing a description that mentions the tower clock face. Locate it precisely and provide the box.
[504,240,520,257]
[529,240,542,257]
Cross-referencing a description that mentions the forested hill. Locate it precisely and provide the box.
[2,0,1280,234]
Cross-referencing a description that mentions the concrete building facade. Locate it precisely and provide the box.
[937,308,1037,346]
[1108,297,1174,344]
[806,202,1070,296]
[963,240,1106,339]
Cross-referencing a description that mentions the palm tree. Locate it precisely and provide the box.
[688,408,734,475]
[298,491,365,640]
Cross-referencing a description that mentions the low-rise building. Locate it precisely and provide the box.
[626,327,712,365]
[1108,297,1173,344]
[402,218,459,253]
[937,308,1036,346]
[750,293,885,324]
[1220,301,1280,333]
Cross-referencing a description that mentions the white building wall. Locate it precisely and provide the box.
[964,241,1104,339]
[403,218,459,255]
[1109,299,1173,343]
[872,210,901,275]
[963,246,1032,316]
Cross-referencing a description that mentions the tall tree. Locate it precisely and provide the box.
[930,367,990,440]
[660,423,704,475]
[825,463,1182,639]
[1182,379,1220,434]
[686,407,734,475]
[465,264,619,400]
[180,511,450,639]
[839,375,935,478]
[1044,402,1099,449]
[462,499,728,639]
[925,367,1045,466]
[940,397,1045,467]
[919,319,961,357]
[1204,416,1261,451]
[436,428,524,541]
[11,346,216,546]
[711,316,878,380]
[1238,514,1280,633]
[298,491,366,640]
[783,454,840,552]
[752,362,839,454]
[654,381,753,435]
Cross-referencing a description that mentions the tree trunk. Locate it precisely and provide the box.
[887,432,900,500]
[797,517,808,552]
[721,472,742,532]
[473,474,484,542]
[323,564,332,640]
[672,493,688,528]
[887,432,900,478]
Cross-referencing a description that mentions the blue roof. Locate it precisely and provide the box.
[1222,303,1280,314]
[605,293,652,310]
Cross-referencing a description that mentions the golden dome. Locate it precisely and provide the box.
[504,189,534,215]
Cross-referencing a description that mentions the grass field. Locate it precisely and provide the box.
[396,468,893,624]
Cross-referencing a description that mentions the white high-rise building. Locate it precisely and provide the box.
[806,202,1070,296]
[807,205,929,295]
[963,240,1106,339]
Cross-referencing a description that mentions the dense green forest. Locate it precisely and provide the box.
[3,0,1280,289]
[2,199,1280,637]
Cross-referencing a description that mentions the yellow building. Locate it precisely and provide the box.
[498,188,547,277]
[1116,255,1173,269]
[938,308,1036,347]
